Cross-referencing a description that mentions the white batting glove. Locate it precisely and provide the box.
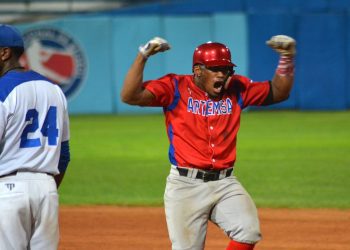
[139,37,171,58]
[266,35,296,57]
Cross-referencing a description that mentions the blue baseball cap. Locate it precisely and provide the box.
[0,24,24,48]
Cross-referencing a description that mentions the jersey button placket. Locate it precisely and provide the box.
[206,96,216,169]
[208,118,215,168]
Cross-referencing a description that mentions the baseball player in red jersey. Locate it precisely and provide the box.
[121,35,295,250]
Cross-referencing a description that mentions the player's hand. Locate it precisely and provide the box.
[139,37,171,58]
[266,35,296,57]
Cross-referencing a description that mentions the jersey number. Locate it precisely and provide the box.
[20,106,59,148]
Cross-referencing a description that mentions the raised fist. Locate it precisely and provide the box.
[139,37,171,58]
[266,35,296,57]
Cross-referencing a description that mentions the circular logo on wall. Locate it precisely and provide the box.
[21,27,87,100]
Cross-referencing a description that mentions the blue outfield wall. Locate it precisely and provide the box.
[348,15,350,109]
[112,16,164,114]
[16,6,350,113]
[296,13,347,110]
[248,12,349,110]
[248,13,297,110]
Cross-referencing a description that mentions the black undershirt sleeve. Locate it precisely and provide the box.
[262,81,274,105]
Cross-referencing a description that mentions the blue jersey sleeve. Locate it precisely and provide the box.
[58,140,70,173]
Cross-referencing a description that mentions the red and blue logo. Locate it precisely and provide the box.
[21,27,87,100]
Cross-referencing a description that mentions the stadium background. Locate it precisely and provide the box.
[6,0,350,114]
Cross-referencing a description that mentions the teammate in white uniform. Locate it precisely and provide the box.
[0,24,71,250]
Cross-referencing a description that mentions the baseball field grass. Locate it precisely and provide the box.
[59,111,350,208]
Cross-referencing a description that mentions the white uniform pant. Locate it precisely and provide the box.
[164,166,261,250]
[0,172,59,250]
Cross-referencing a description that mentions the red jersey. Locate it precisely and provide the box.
[144,74,271,170]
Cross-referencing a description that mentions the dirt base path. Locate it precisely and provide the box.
[59,206,350,250]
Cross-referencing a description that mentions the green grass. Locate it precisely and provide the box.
[59,111,350,208]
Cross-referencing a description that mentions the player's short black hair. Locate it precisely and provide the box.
[1,46,25,59]
[10,47,25,59]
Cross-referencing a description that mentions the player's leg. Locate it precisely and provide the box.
[0,177,32,249]
[164,168,212,250]
[210,176,261,249]
[28,173,59,250]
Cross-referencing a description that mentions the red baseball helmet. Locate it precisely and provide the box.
[193,42,236,68]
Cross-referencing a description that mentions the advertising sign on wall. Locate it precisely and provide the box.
[21,27,87,101]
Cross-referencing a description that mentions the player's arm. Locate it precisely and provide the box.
[121,37,170,106]
[266,35,296,103]
[55,140,70,188]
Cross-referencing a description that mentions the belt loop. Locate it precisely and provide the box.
[220,169,227,179]
[189,168,197,178]
[185,167,191,177]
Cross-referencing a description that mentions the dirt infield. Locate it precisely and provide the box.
[59,206,350,250]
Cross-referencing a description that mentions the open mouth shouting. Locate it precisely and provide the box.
[212,81,224,95]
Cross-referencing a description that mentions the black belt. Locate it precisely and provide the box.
[0,171,54,178]
[0,171,18,178]
[177,167,233,182]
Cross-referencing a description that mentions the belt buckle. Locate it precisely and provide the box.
[202,171,217,182]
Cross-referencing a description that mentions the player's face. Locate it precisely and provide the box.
[199,66,232,98]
